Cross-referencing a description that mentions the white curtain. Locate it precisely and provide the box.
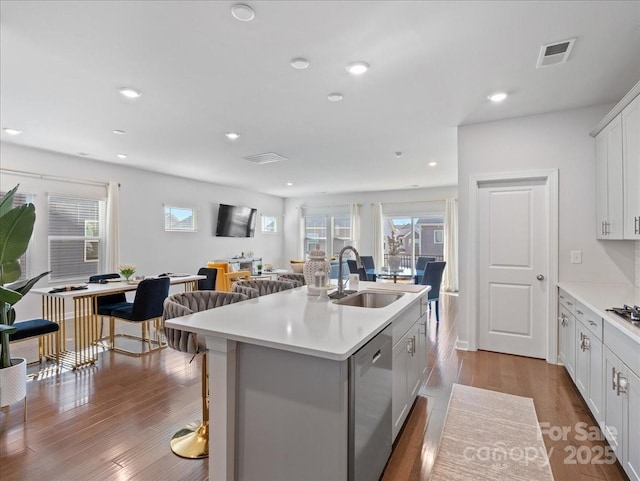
[372,202,384,269]
[442,197,458,292]
[350,203,361,250]
[105,181,120,272]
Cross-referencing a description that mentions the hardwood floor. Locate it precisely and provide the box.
[1,294,629,480]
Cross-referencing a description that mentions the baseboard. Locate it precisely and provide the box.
[455,338,469,351]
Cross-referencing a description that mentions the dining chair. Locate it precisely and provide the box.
[89,273,129,339]
[347,259,369,281]
[163,290,248,459]
[231,279,295,299]
[414,256,436,284]
[109,277,170,356]
[206,261,231,290]
[277,273,306,287]
[196,267,218,290]
[417,261,446,322]
[224,270,252,292]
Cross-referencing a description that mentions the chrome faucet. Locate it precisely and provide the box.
[329,246,362,299]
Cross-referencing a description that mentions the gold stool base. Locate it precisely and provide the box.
[170,421,208,459]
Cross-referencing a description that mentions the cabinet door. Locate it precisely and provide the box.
[392,335,410,441]
[622,95,640,240]
[408,321,423,399]
[587,334,603,424]
[625,368,640,481]
[565,311,576,381]
[596,117,624,239]
[575,323,589,399]
[603,347,625,462]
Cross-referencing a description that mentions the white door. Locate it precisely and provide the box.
[477,179,548,358]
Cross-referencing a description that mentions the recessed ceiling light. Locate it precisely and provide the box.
[291,58,310,70]
[327,93,343,102]
[428,161,438,167]
[394,151,403,158]
[118,87,142,99]
[346,61,369,75]
[231,3,255,21]
[286,182,293,186]
[113,129,126,135]
[77,152,89,157]
[117,153,128,159]
[225,132,240,140]
[488,92,508,103]
[2,128,22,135]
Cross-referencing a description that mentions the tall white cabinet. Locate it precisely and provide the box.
[592,82,640,240]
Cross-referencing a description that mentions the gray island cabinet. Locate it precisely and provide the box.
[165,281,430,481]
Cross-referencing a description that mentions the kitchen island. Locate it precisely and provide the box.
[165,281,430,481]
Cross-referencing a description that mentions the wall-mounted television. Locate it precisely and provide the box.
[215,203,257,237]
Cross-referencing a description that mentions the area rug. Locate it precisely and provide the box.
[430,384,554,481]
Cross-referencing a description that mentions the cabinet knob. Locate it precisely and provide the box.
[536,274,544,281]
[617,372,628,396]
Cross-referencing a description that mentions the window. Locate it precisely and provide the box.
[261,215,278,233]
[303,210,352,258]
[164,206,197,232]
[48,194,105,282]
[0,189,33,282]
[383,213,444,268]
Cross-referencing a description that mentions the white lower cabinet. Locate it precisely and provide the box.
[574,314,604,424]
[392,298,428,442]
[604,347,640,481]
[558,301,576,381]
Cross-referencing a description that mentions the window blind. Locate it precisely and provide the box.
[48,194,105,282]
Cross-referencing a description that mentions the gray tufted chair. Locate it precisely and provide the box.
[162,290,248,459]
[231,279,295,299]
[276,272,306,287]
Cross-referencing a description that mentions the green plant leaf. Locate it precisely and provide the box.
[0,286,22,307]
[0,260,21,285]
[6,271,50,297]
[0,203,36,282]
[0,184,19,218]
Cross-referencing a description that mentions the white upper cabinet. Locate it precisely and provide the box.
[595,115,624,239]
[622,95,640,239]
[592,81,640,240]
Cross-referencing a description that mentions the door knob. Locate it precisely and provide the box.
[536,274,544,281]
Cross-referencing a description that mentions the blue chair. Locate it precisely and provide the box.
[414,256,436,284]
[9,318,60,366]
[356,256,377,281]
[89,273,130,340]
[109,277,170,356]
[197,267,218,290]
[347,259,370,281]
[417,261,446,322]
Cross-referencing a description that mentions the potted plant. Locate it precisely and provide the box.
[0,185,50,408]
[387,231,404,272]
[256,263,263,275]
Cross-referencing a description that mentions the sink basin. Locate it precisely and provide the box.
[334,290,404,308]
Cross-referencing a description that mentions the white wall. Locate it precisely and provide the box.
[283,186,458,261]
[1,142,284,321]
[457,104,636,347]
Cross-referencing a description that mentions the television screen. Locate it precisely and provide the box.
[215,203,257,237]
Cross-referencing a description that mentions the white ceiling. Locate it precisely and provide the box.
[1,1,639,198]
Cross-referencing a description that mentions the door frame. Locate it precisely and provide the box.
[465,169,558,363]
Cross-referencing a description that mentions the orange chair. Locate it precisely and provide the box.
[206,262,230,290]
[224,270,251,291]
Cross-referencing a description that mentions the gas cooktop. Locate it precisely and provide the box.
[607,304,640,324]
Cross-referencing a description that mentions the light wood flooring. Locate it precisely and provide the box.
[1,294,630,481]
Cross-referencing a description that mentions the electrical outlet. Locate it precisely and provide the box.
[571,250,582,264]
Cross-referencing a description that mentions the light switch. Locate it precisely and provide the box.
[571,250,582,264]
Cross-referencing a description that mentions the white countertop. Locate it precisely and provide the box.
[165,281,430,361]
[558,281,640,344]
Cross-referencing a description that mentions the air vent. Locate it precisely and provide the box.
[243,152,288,165]
[536,38,575,68]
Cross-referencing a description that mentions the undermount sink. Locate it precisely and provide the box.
[334,290,404,308]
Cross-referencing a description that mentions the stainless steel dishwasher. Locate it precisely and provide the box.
[349,324,392,481]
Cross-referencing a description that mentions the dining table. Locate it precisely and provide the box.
[375,267,419,284]
[29,274,204,369]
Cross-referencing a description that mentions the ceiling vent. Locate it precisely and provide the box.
[536,38,575,68]
[243,152,288,165]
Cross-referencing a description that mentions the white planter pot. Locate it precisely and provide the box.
[388,255,402,271]
[0,358,27,408]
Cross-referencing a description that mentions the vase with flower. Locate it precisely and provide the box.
[387,231,404,271]
[119,264,136,283]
